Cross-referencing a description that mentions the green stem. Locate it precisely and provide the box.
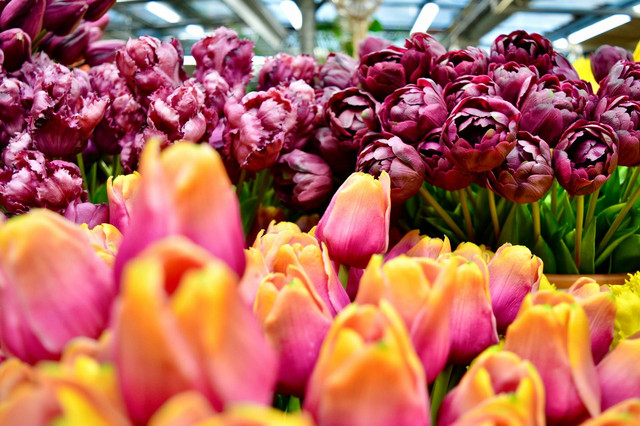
[338,264,350,291]
[487,190,501,242]
[76,153,89,194]
[597,183,640,255]
[235,168,247,198]
[465,186,477,210]
[585,187,600,228]
[622,167,640,202]
[575,195,585,268]
[430,364,453,424]
[532,201,541,245]
[99,161,112,178]
[419,187,467,241]
[459,189,475,242]
[112,155,122,178]
[551,180,558,216]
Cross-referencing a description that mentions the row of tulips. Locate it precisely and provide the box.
[1,141,639,425]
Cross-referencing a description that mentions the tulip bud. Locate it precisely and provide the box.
[84,0,116,21]
[0,210,116,363]
[41,25,92,65]
[325,88,379,150]
[385,229,451,260]
[85,39,126,66]
[106,172,140,234]
[84,222,122,267]
[0,0,45,40]
[318,52,357,89]
[591,45,634,83]
[401,32,446,83]
[43,0,88,36]
[358,47,407,101]
[63,199,109,229]
[598,61,640,102]
[490,30,554,75]
[358,35,392,59]
[597,336,640,410]
[258,53,317,91]
[504,291,601,424]
[304,302,430,426]
[418,130,475,192]
[0,28,31,71]
[316,172,391,268]
[273,149,333,210]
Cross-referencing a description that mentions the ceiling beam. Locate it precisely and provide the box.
[220,0,287,49]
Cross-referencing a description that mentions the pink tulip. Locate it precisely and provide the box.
[597,335,640,410]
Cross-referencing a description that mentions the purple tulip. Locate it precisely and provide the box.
[357,47,407,101]
[490,30,554,75]
[191,27,254,96]
[356,132,425,203]
[317,52,357,90]
[280,80,318,151]
[401,32,446,83]
[40,24,91,66]
[325,88,379,150]
[358,35,391,58]
[488,61,538,105]
[313,126,357,177]
[550,52,580,81]
[119,127,171,174]
[553,120,619,196]
[379,78,448,145]
[85,39,126,66]
[88,62,128,98]
[560,78,598,119]
[589,95,640,167]
[598,61,640,101]
[0,150,85,214]
[43,0,88,35]
[258,53,317,91]
[63,199,109,228]
[591,45,634,83]
[0,28,30,71]
[0,0,45,40]
[442,96,521,173]
[11,51,53,87]
[418,129,474,191]
[200,70,231,116]
[443,74,499,111]
[486,131,554,204]
[273,149,333,210]
[2,131,32,165]
[431,47,489,87]
[225,88,296,172]
[84,0,116,21]
[0,77,31,146]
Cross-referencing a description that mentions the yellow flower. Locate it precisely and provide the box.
[573,56,600,91]
[610,273,640,344]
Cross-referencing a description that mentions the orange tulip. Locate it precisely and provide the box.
[106,171,140,234]
[581,399,640,426]
[385,230,451,260]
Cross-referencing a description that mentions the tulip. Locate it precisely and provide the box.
[379,78,448,145]
[0,210,115,363]
[114,141,246,282]
[561,78,598,119]
[385,230,451,260]
[598,61,640,101]
[591,45,634,83]
[356,132,425,203]
[313,126,358,176]
[581,399,640,426]
[504,291,601,424]
[486,131,554,204]
[40,24,91,66]
[63,200,109,228]
[551,53,580,82]
[325,88,379,149]
[490,30,554,75]
[357,47,407,101]
[609,274,640,343]
[442,96,520,173]
[432,47,489,87]
[443,75,499,112]
[316,171,391,268]
[318,52,357,89]
[488,61,538,106]
[0,28,30,71]
[273,149,333,210]
[486,244,543,333]
[85,39,126,66]
[401,32,447,83]
[147,391,215,426]
[92,91,146,156]
[280,80,318,151]
[418,131,475,192]
[107,172,140,234]
[258,53,317,91]
[553,120,618,196]
[589,95,640,166]
[200,70,231,117]
[597,336,640,410]
[304,302,430,426]
[43,0,88,35]
[251,221,318,269]
[84,222,122,267]
[358,35,392,58]
[437,349,545,426]
[0,77,31,146]
[0,0,45,40]
[84,0,116,21]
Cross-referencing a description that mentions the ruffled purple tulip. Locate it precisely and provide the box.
[418,129,474,191]
[2,131,32,165]
[92,93,145,155]
[197,70,230,117]
[325,88,379,150]
[0,150,85,214]
[10,51,53,87]
[43,0,88,35]
[191,27,254,95]
[88,62,127,97]
[317,52,357,90]
[553,120,619,196]
[0,77,31,146]
[63,199,109,228]
[560,78,598,119]
[84,0,116,21]
[598,61,640,101]
[40,24,91,66]
[119,128,170,174]
[487,131,554,204]
[443,74,499,112]
[85,39,126,66]
[0,28,30,71]
[313,126,357,177]
[357,47,407,101]
[550,52,580,81]
[225,88,296,172]
[379,78,448,145]
[490,30,554,75]
[258,53,317,91]
[356,132,425,203]
[590,95,640,166]
[358,35,391,58]
[432,47,489,87]
[488,61,538,105]
[0,0,45,40]
[116,36,185,98]
[442,96,521,173]
[29,64,107,157]
[401,32,446,83]
[591,45,634,83]
[273,149,333,210]
[280,80,318,151]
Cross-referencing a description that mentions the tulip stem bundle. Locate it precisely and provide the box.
[585,187,600,228]
[419,187,466,240]
[621,167,640,203]
[598,182,640,255]
[76,153,89,194]
[532,201,541,245]
[487,190,501,242]
[551,180,558,216]
[236,169,248,198]
[430,364,453,424]
[575,196,584,267]
[459,190,475,242]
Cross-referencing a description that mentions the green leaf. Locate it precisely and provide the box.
[558,193,575,230]
[579,220,596,274]
[533,235,557,274]
[498,203,519,246]
[240,195,259,235]
[611,235,640,273]
[550,232,579,274]
[498,204,533,247]
[594,225,639,270]
[91,182,109,204]
[540,203,559,240]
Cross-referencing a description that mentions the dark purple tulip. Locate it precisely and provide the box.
[379,78,448,145]
[84,0,116,21]
[313,126,357,176]
[442,96,521,173]
[550,52,580,81]
[0,28,30,71]
[560,79,597,119]
[401,32,446,83]
[313,86,340,125]
[553,120,618,196]
[0,46,4,74]
[2,132,32,165]
[356,132,425,203]
[43,0,88,35]
[317,52,357,90]
[598,61,640,102]
[591,45,634,83]
[418,129,474,191]
[443,74,499,111]
[88,62,128,98]
[358,35,391,59]
[490,30,553,75]
[273,149,333,210]
[590,96,640,167]
[0,0,45,40]
[119,127,170,174]
[431,47,489,87]
[281,80,318,151]
[358,47,407,101]
[85,39,126,66]
[258,53,317,91]
[200,70,231,115]
[488,61,538,105]
[63,199,109,228]
[0,77,31,146]
[325,88,379,150]
[191,27,254,95]
[225,88,295,172]
[487,131,553,204]
[40,24,91,66]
